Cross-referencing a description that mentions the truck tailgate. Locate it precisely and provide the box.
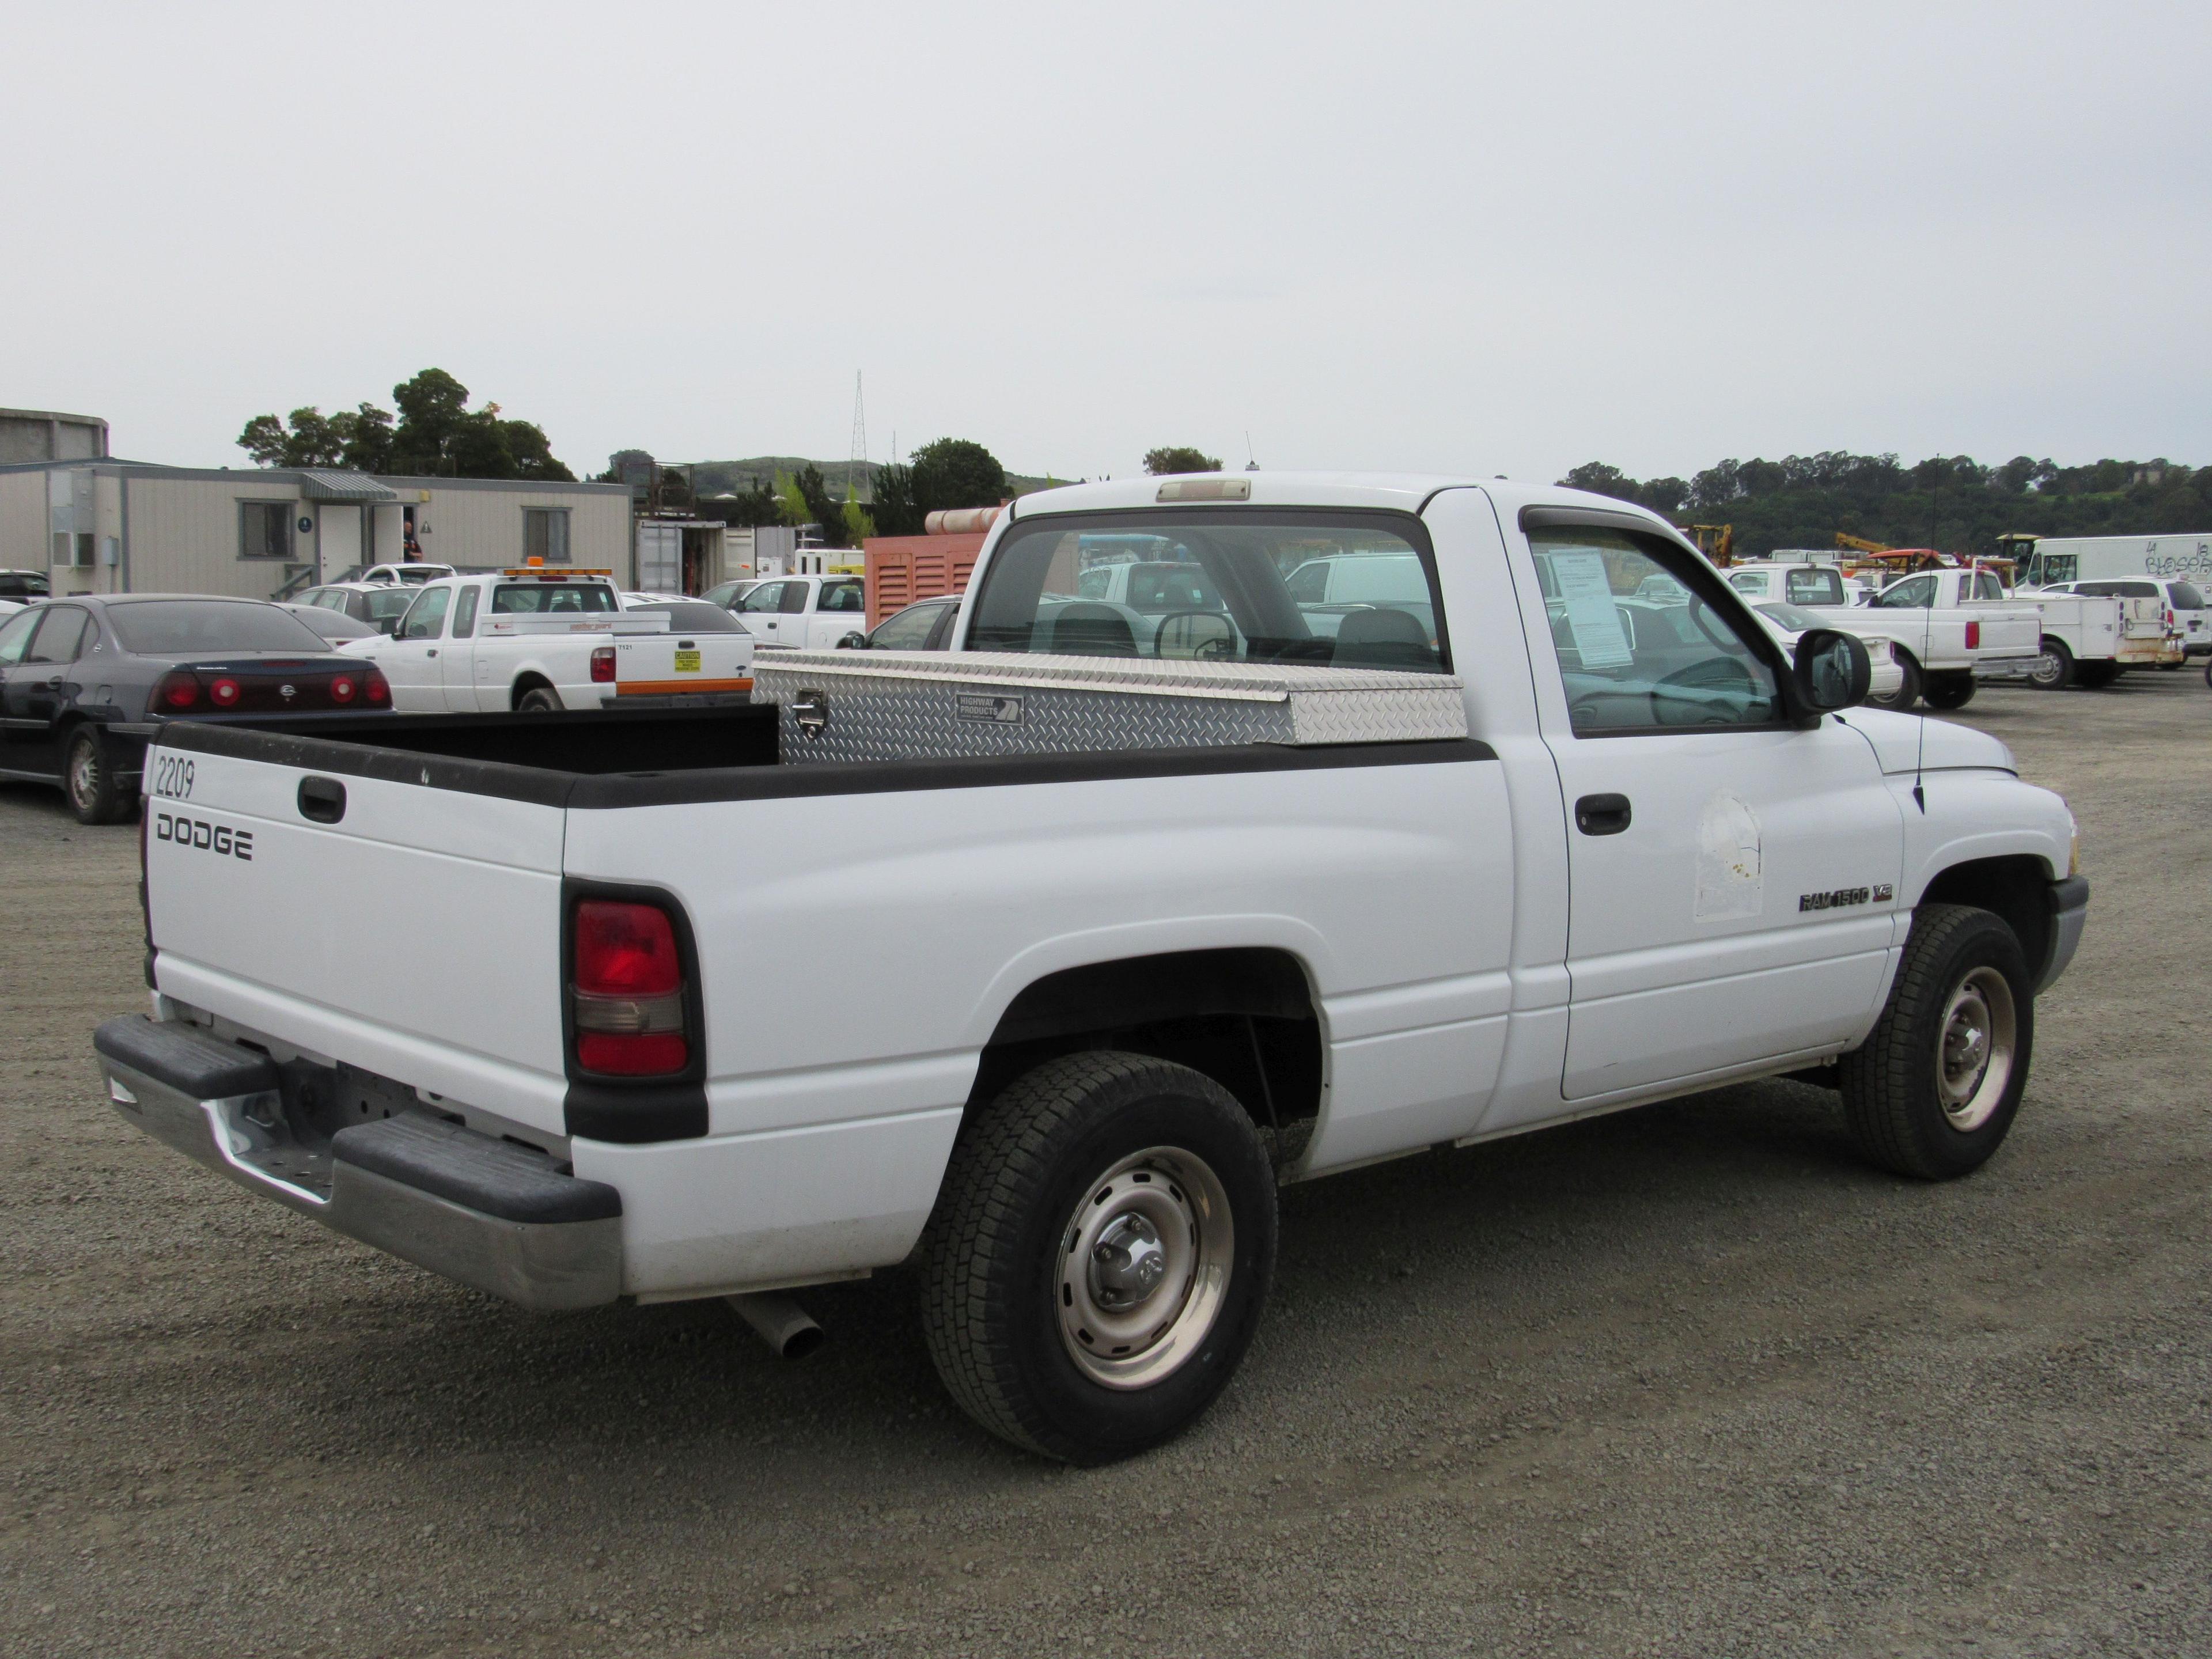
[142,738,572,1135]
[612,631,755,701]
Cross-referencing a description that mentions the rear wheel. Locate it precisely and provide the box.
[63,728,126,825]
[1921,672,1976,710]
[2026,637,2073,690]
[1838,904,2033,1180]
[1867,652,1921,711]
[919,1051,1277,1463]
[515,685,561,713]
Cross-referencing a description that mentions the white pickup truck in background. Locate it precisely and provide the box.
[97,474,2085,1464]
[1727,561,2037,708]
[729,573,871,651]
[340,570,753,712]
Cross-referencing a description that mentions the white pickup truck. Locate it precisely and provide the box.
[729,573,871,651]
[94,475,2086,1464]
[339,569,753,712]
[1728,562,2040,710]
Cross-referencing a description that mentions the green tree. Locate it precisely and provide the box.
[909,438,1009,514]
[794,464,849,547]
[870,463,923,535]
[1144,445,1222,475]
[237,369,573,481]
[774,471,810,529]
[842,497,876,544]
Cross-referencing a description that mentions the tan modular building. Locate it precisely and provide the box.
[0,460,634,599]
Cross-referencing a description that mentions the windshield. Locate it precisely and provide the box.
[489,582,618,614]
[1755,601,1825,632]
[968,512,1446,671]
[108,600,331,654]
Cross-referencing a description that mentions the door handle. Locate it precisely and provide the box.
[1575,793,1633,836]
[297,776,347,824]
[426,648,438,658]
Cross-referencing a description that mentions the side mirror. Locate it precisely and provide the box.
[1793,629,1870,713]
[835,631,868,650]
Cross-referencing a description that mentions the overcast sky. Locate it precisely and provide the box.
[5,2,2207,485]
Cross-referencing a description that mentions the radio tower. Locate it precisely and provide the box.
[847,372,868,497]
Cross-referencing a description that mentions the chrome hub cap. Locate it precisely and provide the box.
[1937,966,2017,1131]
[1056,1147,1233,1390]
[69,741,97,807]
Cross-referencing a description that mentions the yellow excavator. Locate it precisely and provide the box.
[1679,523,1735,564]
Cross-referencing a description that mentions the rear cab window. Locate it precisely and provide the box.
[488,581,616,615]
[965,510,1448,672]
[1785,567,1845,605]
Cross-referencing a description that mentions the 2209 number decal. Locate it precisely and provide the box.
[151,756,195,800]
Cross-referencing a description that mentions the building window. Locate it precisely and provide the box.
[240,501,294,560]
[52,532,96,567]
[524,508,571,565]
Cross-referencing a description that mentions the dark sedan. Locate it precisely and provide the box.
[0,595,391,824]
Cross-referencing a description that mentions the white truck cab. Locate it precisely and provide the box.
[101,474,2085,1464]
[729,574,869,650]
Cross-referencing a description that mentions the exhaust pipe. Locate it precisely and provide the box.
[725,1292,824,1360]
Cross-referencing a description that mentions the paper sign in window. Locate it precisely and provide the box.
[1548,550,1633,669]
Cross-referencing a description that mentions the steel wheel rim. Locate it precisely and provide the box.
[2029,650,2062,687]
[67,738,99,809]
[1056,1145,1233,1391]
[1937,965,2016,1131]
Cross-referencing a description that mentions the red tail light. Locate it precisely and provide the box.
[1963,620,1980,650]
[571,900,688,1077]
[329,674,357,703]
[156,669,202,710]
[590,645,616,684]
[209,676,243,708]
[362,667,391,706]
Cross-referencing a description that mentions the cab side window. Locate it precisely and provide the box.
[1875,575,1936,609]
[821,580,864,613]
[451,587,480,639]
[399,588,452,640]
[1526,527,1781,734]
[738,582,785,614]
[779,582,810,615]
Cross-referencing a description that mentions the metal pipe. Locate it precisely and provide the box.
[725,1292,824,1360]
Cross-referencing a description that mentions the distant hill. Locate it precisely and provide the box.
[1559,452,2212,562]
[681,456,1066,505]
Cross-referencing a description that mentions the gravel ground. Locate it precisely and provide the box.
[2,673,2207,1659]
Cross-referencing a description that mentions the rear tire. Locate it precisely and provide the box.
[1838,904,2033,1180]
[1921,672,1976,710]
[2026,637,2073,690]
[63,728,126,825]
[918,1051,1277,1463]
[1867,652,1921,711]
[515,685,561,713]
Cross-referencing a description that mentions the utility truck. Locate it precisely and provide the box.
[96,475,2085,1464]
[338,569,753,713]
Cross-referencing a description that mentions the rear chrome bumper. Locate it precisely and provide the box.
[93,1016,622,1310]
[2037,876,2089,994]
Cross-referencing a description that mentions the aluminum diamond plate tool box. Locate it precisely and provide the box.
[749,650,1468,764]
